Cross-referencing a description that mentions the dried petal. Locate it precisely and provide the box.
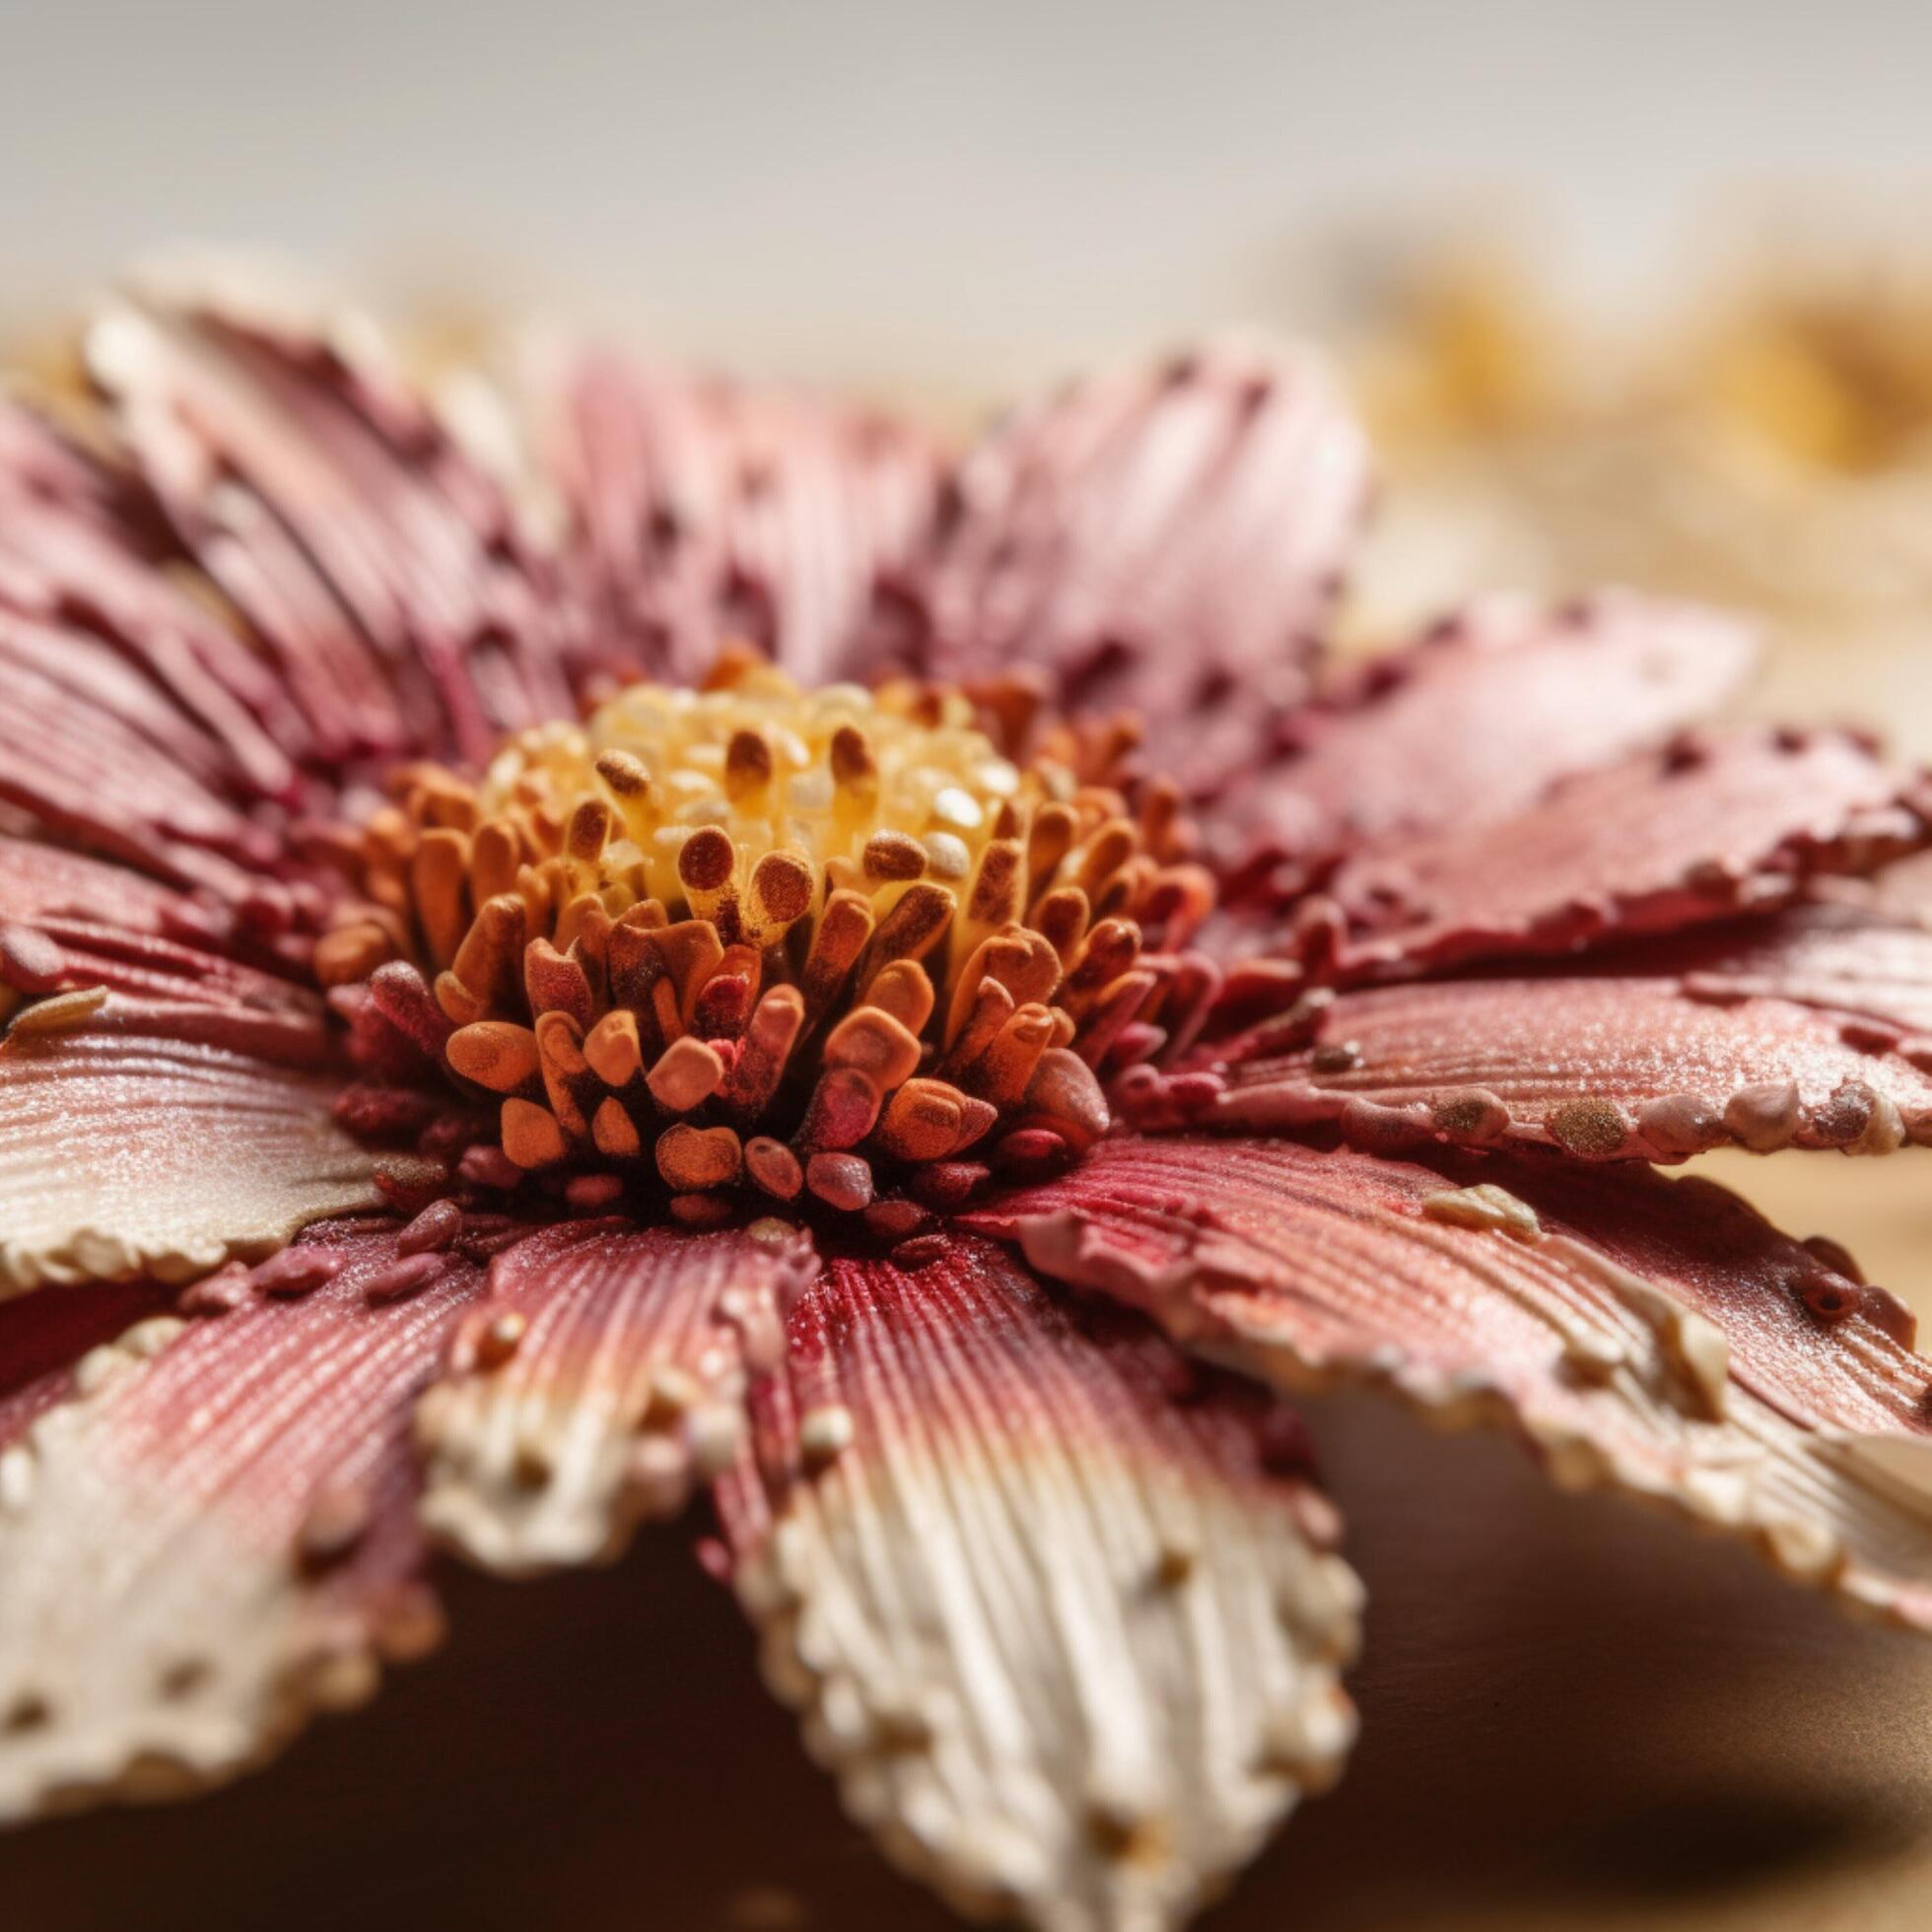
[1208,973,1932,1158]
[420,1218,819,1571]
[1321,726,1932,981]
[1216,592,1758,885]
[536,346,947,686]
[925,336,1370,794]
[717,1236,1360,1932]
[0,1277,174,1454]
[0,1222,483,1818]
[1656,899,1932,1048]
[0,1018,380,1294]
[967,1136,1932,1627]
[89,281,576,765]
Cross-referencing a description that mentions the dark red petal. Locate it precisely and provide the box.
[964,1135,1932,1627]
[922,336,1371,798]
[0,1011,379,1294]
[419,1215,819,1572]
[1318,726,1932,981]
[89,287,578,766]
[0,1276,172,1453]
[537,346,948,688]
[0,609,279,895]
[1646,898,1932,1048]
[0,397,307,796]
[1200,971,1932,1159]
[1,834,333,1067]
[0,1220,485,1817]
[1214,592,1758,886]
[715,1233,1360,1930]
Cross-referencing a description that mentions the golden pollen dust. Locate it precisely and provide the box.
[318,660,1216,1223]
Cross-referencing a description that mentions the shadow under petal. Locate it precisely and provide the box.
[0,1386,1926,1931]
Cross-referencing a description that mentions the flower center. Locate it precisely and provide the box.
[317,660,1214,1225]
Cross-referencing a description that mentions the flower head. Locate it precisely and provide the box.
[2,273,1931,1931]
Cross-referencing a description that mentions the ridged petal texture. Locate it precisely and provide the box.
[419,1217,819,1573]
[715,1235,1361,1932]
[1215,592,1759,884]
[0,1220,484,1818]
[538,346,949,687]
[1318,725,1932,980]
[923,336,1371,800]
[1657,897,1932,1048]
[86,275,578,766]
[1205,969,1932,1160]
[0,1011,379,1294]
[0,1277,173,1453]
[0,395,304,807]
[0,835,333,1067]
[965,1136,1932,1628]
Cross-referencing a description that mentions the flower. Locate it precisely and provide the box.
[3,271,1932,1932]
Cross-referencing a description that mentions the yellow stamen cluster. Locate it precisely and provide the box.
[317,661,1214,1220]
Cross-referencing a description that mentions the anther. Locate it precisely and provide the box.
[594,748,652,798]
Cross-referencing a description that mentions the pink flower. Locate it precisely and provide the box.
[2,281,1930,1932]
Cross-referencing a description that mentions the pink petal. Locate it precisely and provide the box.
[88,289,578,766]
[965,1135,1932,1628]
[1215,593,1758,888]
[1318,726,1932,981]
[1200,970,1932,1159]
[0,1276,172,1453]
[418,1216,819,1572]
[1644,898,1932,1049]
[0,611,279,895]
[0,1220,485,1817]
[1,834,333,1067]
[921,337,1371,798]
[0,1010,379,1294]
[715,1234,1360,1930]
[0,396,306,796]
[537,346,949,688]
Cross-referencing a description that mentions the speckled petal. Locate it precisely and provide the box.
[536,345,948,687]
[923,336,1371,798]
[1318,726,1932,981]
[0,1221,483,1818]
[715,1235,1361,1932]
[1214,591,1758,887]
[88,278,577,765]
[419,1216,820,1573]
[965,1135,1932,1629]
[1198,972,1932,1159]
[0,1009,379,1295]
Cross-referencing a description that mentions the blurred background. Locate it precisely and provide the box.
[4,5,1932,1928]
